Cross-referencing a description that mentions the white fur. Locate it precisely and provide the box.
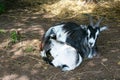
[50,39,82,71]
[88,38,95,47]
[88,48,93,58]
[88,30,99,47]
[87,29,91,37]
[100,26,108,32]
[41,50,46,57]
[44,27,54,38]
[53,24,68,42]
[44,24,68,43]
[45,24,67,42]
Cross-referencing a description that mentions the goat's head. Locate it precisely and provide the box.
[86,15,108,47]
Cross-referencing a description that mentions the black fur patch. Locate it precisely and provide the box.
[43,49,54,66]
[87,25,100,39]
[62,22,88,58]
[62,65,68,68]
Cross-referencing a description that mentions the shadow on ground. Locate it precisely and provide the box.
[0,1,120,79]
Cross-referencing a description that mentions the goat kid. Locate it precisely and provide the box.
[41,38,82,71]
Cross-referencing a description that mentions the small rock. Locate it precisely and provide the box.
[117,61,120,65]
[44,66,48,70]
[102,58,108,62]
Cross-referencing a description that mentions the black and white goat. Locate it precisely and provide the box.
[40,15,107,71]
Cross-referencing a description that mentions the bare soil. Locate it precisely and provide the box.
[0,9,120,80]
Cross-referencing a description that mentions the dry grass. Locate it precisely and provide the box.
[38,0,120,22]
[93,1,120,21]
[4,0,120,22]
[42,0,96,19]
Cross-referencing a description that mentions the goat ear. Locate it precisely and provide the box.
[81,25,87,30]
[100,26,108,32]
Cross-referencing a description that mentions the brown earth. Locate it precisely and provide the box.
[0,9,120,80]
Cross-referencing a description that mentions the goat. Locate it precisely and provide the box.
[41,38,82,71]
[40,15,107,71]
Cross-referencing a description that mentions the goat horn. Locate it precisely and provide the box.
[89,15,94,26]
[95,17,103,27]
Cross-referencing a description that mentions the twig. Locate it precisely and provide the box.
[101,62,111,72]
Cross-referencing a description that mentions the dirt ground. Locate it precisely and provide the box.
[0,9,120,80]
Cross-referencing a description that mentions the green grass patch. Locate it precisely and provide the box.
[0,3,5,14]
[10,31,21,43]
